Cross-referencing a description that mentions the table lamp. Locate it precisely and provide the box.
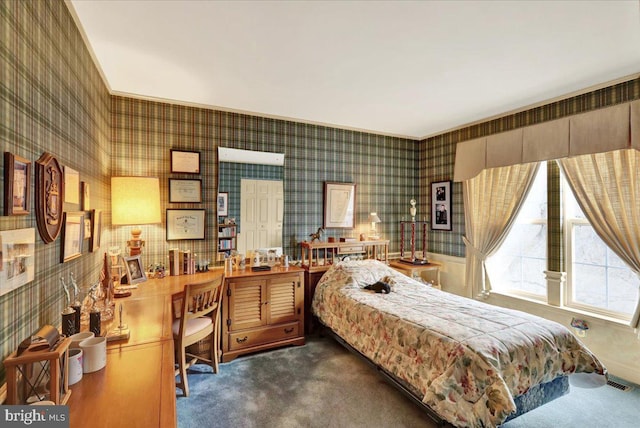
[368,212,381,240]
[111,177,161,256]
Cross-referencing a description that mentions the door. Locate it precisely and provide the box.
[239,179,283,253]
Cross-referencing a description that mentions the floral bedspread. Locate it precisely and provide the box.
[311,260,606,427]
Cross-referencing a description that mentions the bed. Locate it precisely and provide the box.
[311,260,607,427]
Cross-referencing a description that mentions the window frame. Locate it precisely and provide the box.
[489,163,636,323]
[562,179,634,321]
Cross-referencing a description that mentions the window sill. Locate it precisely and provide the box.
[488,290,631,328]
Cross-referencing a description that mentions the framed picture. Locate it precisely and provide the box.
[169,178,202,203]
[170,149,200,174]
[4,152,31,216]
[124,255,147,285]
[217,192,228,217]
[61,212,84,263]
[81,181,90,210]
[90,209,102,252]
[431,180,452,231]
[64,166,80,204]
[166,209,206,240]
[84,218,92,239]
[323,182,356,229]
[0,228,36,297]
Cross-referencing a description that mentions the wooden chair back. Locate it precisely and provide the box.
[172,273,225,341]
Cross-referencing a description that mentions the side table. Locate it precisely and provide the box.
[389,260,442,289]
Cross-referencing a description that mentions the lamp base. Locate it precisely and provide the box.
[126,238,144,256]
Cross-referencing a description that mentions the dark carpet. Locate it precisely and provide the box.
[177,335,640,428]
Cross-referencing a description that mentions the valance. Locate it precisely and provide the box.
[454,99,640,181]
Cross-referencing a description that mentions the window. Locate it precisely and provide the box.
[488,161,639,321]
[486,163,547,299]
[564,179,639,318]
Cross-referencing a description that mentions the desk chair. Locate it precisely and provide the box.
[172,273,224,396]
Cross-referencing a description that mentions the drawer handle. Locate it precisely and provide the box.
[236,336,248,343]
[284,327,294,334]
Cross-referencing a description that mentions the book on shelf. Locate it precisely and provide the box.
[218,238,234,250]
[219,226,236,237]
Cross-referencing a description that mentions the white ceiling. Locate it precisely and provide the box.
[68,1,640,139]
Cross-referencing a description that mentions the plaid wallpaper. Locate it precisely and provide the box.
[112,100,419,263]
[0,0,111,383]
[421,77,640,260]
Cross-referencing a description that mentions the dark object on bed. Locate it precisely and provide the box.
[364,281,391,294]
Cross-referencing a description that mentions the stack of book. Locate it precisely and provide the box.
[169,249,196,276]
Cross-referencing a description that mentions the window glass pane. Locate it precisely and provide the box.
[573,224,607,265]
[487,163,547,296]
[572,263,607,307]
[608,268,639,314]
[517,168,547,220]
[521,257,547,295]
[567,187,639,316]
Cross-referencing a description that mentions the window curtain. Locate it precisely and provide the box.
[558,149,640,329]
[463,162,540,297]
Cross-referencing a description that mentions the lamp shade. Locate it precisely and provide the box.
[111,177,161,226]
[369,212,381,223]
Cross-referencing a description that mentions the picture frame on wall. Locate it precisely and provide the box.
[217,192,228,217]
[323,182,356,229]
[431,180,452,231]
[169,178,202,203]
[4,152,31,216]
[84,218,92,239]
[90,209,102,252]
[61,212,84,263]
[124,255,147,285]
[170,149,201,174]
[81,181,90,210]
[0,228,36,298]
[64,166,80,204]
[166,209,206,240]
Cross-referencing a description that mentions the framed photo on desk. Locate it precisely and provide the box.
[124,255,147,285]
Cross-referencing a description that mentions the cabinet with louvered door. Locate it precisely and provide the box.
[221,266,305,362]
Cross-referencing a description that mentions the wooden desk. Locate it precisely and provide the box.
[68,269,224,428]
